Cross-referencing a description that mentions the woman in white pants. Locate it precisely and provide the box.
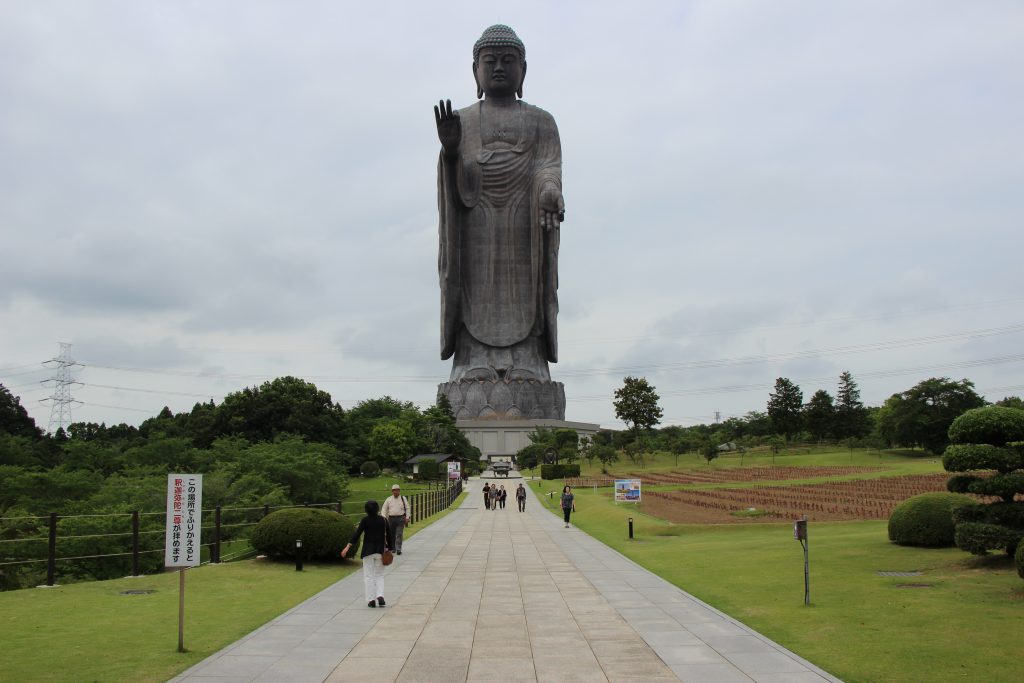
[342,499,393,607]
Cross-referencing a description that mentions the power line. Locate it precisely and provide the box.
[72,322,1024,387]
[568,353,1024,402]
[560,297,1024,347]
[557,323,1024,379]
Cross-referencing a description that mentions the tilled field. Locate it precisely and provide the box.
[641,472,956,523]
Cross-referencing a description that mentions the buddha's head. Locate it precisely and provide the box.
[473,24,526,100]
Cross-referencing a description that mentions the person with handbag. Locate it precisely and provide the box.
[341,499,393,608]
[560,485,576,528]
[381,484,411,555]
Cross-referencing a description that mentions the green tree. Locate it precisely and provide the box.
[239,436,349,504]
[803,389,835,442]
[196,377,347,448]
[420,396,480,461]
[592,443,618,474]
[943,406,1024,556]
[877,377,986,454]
[835,371,870,439]
[368,420,417,469]
[0,385,43,439]
[417,459,440,480]
[996,396,1024,411]
[767,377,803,440]
[613,376,663,449]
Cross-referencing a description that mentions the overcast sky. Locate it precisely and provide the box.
[2,1,1022,434]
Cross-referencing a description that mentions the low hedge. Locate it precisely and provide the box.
[888,492,975,547]
[540,464,581,480]
[360,461,381,477]
[250,507,355,561]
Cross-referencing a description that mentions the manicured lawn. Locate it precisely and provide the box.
[0,492,465,683]
[343,475,459,513]
[533,481,1024,683]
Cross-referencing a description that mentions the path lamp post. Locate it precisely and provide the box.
[628,517,634,540]
[295,539,303,572]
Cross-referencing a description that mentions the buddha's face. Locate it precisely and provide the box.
[475,46,525,99]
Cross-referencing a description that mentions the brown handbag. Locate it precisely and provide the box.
[381,549,394,566]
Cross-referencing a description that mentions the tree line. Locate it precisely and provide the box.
[608,371,1021,462]
[1,377,480,516]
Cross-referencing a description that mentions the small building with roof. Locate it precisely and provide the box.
[403,453,459,475]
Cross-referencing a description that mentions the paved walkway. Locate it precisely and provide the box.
[171,479,841,683]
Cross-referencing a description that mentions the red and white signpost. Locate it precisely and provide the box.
[165,474,202,652]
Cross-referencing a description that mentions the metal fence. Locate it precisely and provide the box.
[0,480,463,588]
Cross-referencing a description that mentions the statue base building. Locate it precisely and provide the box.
[438,378,565,420]
[454,417,601,461]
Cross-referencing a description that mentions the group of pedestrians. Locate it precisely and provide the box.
[483,482,528,511]
[344,479,577,610]
[342,484,409,608]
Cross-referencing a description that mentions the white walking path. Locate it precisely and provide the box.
[170,477,841,682]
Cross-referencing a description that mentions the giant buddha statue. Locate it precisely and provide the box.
[435,25,566,419]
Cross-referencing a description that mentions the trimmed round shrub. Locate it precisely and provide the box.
[948,406,1024,447]
[360,460,381,477]
[943,444,1023,474]
[888,492,975,547]
[250,508,354,561]
[1015,540,1024,580]
[954,521,1022,556]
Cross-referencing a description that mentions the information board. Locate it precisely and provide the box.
[165,474,203,568]
[614,479,641,503]
[447,461,461,480]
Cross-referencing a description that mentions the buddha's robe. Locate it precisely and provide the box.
[438,100,562,380]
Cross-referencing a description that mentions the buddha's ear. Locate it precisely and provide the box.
[473,63,483,99]
[517,61,527,99]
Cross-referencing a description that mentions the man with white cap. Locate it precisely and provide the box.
[381,484,411,555]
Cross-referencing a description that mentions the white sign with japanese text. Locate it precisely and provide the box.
[165,474,203,568]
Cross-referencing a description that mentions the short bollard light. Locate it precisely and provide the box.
[793,518,809,605]
[295,539,303,572]
[628,517,634,540]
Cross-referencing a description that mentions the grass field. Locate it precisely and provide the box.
[532,453,1024,683]
[0,491,465,683]
[342,475,460,513]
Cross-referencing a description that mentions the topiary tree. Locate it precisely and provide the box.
[250,507,354,561]
[360,460,381,478]
[888,492,975,547]
[943,406,1024,556]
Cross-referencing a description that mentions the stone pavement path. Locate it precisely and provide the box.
[171,479,841,683]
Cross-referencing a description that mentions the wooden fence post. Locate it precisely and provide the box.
[212,506,222,564]
[46,512,57,586]
[131,510,140,576]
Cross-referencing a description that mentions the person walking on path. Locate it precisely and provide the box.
[381,484,410,555]
[498,485,507,509]
[560,485,575,528]
[482,482,491,509]
[516,483,526,512]
[489,483,499,511]
[341,499,393,608]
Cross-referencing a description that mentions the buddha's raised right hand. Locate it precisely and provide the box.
[434,99,461,157]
